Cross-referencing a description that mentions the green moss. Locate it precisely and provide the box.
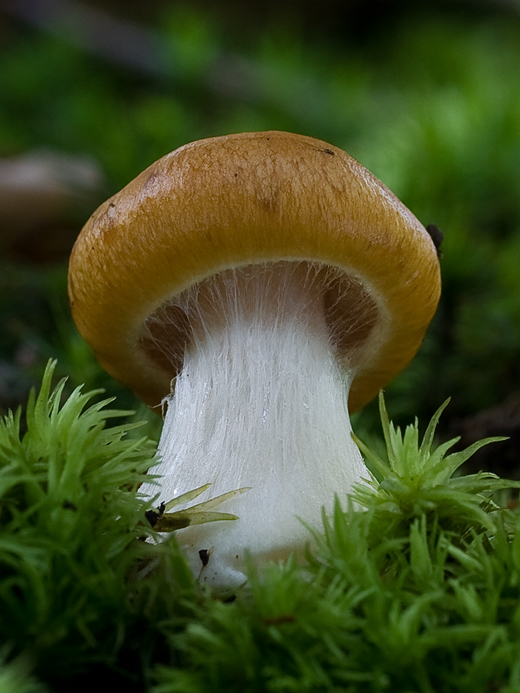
[0,361,194,689]
[1,365,520,691]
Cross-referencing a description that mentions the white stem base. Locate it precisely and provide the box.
[139,264,369,587]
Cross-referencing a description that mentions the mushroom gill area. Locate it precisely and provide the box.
[139,261,380,378]
[137,261,377,586]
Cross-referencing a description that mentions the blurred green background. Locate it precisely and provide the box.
[1,0,520,475]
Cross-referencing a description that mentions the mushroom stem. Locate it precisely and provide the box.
[139,262,370,586]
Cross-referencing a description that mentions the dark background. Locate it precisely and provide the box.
[2,0,520,475]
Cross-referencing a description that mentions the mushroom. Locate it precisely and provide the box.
[68,131,441,586]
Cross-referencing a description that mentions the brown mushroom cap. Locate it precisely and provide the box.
[68,131,441,412]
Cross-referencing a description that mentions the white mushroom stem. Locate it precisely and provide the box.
[139,263,370,587]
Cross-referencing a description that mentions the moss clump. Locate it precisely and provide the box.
[1,365,520,692]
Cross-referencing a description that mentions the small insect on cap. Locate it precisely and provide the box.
[68,131,441,411]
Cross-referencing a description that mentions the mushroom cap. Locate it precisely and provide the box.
[68,131,441,412]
